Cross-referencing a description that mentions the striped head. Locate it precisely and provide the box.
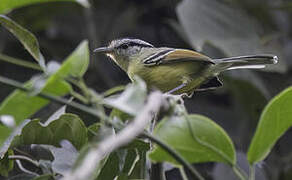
[94,38,154,71]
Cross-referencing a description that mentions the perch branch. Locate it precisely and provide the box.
[62,91,163,180]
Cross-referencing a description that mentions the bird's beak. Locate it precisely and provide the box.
[94,47,114,53]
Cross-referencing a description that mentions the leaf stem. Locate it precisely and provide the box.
[249,165,255,180]
[232,166,247,180]
[0,53,42,71]
[15,160,39,176]
[179,167,189,180]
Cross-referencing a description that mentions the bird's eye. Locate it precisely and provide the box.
[120,44,129,49]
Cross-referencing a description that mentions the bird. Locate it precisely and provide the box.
[94,38,278,96]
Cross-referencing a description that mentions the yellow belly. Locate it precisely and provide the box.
[127,61,210,94]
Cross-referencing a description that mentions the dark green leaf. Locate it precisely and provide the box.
[0,40,89,148]
[248,86,292,164]
[149,114,236,165]
[8,114,87,152]
[96,152,120,180]
[0,15,45,70]
[87,123,101,141]
[0,0,89,14]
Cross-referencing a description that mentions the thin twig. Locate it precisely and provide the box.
[9,155,39,167]
[179,167,189,180]
[0,76,105,119]
[141,133,205,180]
[62,91,163,180]
[233,166,247,180]
[249,165,255,180]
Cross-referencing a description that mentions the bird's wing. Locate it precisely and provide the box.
[143,49,214,66]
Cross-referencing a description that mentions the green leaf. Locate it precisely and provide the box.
[248,86,292,164]
[176,0,262,56]
[96,140,149,180]
[0,149,13,176]
[149,114,236,165]
[0,15,45,70]
[87,123,102,141]
[103,77,147,116]
[127,140,150,179]
[0,0,89,14]
[96,152,120,180]
[11,113,87,150]
[110,108,132,122]
[0,40,89,148]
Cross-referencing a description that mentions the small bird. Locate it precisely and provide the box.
[94,38,278,96]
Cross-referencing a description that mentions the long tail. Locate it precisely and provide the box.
[213,54,278,71]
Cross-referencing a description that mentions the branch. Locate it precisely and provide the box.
[15,160,39,176]
[62,91,164,180]
[0,76,204,180]
[9,155,39,167]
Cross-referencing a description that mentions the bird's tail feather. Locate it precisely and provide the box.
[213,54,278,71]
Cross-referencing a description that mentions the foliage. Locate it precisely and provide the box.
[248,87,292,164]
[0,0,291,179]
[149,113,235,165]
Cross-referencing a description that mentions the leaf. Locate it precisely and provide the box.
[0,40,89,148]
[96,140,149,180]
[11,114,87,150]
[110,109,132,122]
[0,15,45,70]
[0,0,89,14]
[87,123,101,141]
[103,77,147,116]
[127,140,150,179]
[149,114,236,165]
[176,0,262,55]
[0,149,14,176]
[96,152,120,180]
[247,86,292,164]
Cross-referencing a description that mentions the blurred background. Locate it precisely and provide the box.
[0,0,292,179]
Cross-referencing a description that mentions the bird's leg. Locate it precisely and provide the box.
[166,83,187,94]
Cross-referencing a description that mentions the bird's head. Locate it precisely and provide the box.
[94,38,154,70]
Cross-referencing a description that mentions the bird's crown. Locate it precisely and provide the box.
[108,38,154,50]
